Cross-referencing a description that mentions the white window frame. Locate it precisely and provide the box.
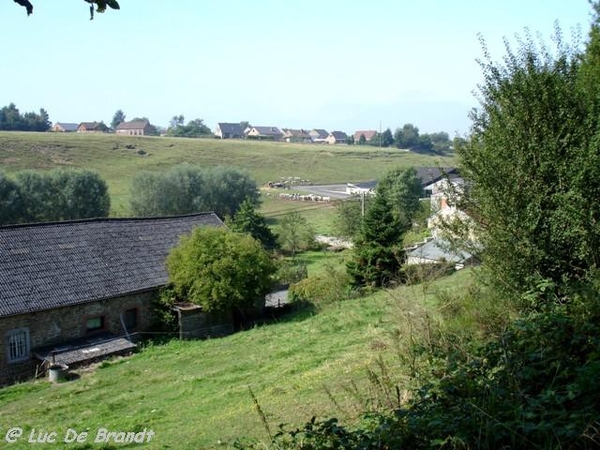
[6,328,30,363]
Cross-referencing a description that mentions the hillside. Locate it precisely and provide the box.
[0,132,455,216]
[0,268,473,449]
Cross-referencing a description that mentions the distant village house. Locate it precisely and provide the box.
[215,123,244,139]
[77,122,109,133]
[246,126,284,141]
[116,119,152,136]
[51,122,79,133]
[326,131,349,144]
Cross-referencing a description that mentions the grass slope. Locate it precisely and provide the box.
[0,270,474,449]
[0,132,455,217]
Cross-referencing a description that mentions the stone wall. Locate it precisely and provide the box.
[0,291,157,386]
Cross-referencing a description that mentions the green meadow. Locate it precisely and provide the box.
[0,132,454,222]
[0,264,475,449]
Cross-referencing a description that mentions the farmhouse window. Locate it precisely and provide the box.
[6,328,30,363]
[86,316,105,333]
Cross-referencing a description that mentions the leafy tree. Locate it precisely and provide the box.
[0,103,50,131]
[13,169,110,222]
[395,123,420,149]
[0,172,23,225]
[376,167,423,230]
[416,134,433,152]
[166,117,212,138]
[227,198,278,250]
[358,134,367,145]
[14,0,120,19]
[111,109,126,130]
[457,29,600,306]
[346,135,355,145]
[52,170,110,220]
[333,197,366,239]
[16,170,61,222]
[277,211,316,256]
[166,227,276,313]
[129,165,258,219]
[240,121,251,133]
[381,128,394,147]
[347,190,405,287]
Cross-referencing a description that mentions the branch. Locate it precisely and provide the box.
[13,0,33,16]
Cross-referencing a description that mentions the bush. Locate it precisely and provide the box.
[288,264,351,308]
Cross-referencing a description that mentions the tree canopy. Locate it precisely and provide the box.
[457,27,600,308]
[166,227,276,313]
[0,103,50,132]
[129,165,259,219]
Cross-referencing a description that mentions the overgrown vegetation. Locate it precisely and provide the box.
[0,168,109,224]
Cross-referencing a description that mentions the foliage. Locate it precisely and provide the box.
[110,109,126,130]
[457,28,600,307]
[129,164,259,219]
[380,127,394,147]
[0,171,23,225]
[13,0,120,19]
[333,196,367,239]
[274,258,308,286]
[347,190,405,288]
[276,211,317,256]
[166,116,212,138]
[0,103,50,132]
[8,169,110,224]
[227,198,278,250]
[166,227,276,313]
[358,134,367,145]
[288,264,351,308]
[376,166,423,230]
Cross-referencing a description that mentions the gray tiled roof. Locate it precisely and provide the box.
[0,214,224,318]
[116,120,149,130]
[217,123,243,135]
[407,238,472,263]
[253,126,283,136]
[54,123,79,132]
[330,131,348,140]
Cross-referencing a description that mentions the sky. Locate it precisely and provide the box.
[1,1,594,135]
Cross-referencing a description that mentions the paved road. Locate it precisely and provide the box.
[292,184,352,199]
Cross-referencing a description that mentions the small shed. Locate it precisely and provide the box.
[171,303,234,340]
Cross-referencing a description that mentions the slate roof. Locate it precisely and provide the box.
[415,167,459,188]
[54,122,79,132]
[0,213,224,318]
[217,122,244,136]
[310,129,329,139]
[252,126,283,136]
[406,238,473,264]
[78,121,107,131]
[329,131,348,141]
[116,120,149,130]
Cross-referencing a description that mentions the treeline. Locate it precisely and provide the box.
[130,165,259,219]
[0,169,110,225]
[353,123,463,153]
[0,103,51,132]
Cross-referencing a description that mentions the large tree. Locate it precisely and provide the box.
[166,227,276,313]
[276,212,316,256]
[0,172,23,226]
[376,167,423,231]
[347,190,405,288]
[227,199,278,251]
[111,109,126,130]
[129,165,259,219]
[457,28,600,307]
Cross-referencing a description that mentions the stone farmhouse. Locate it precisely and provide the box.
[0,213,224,386]
[115,119,152,136]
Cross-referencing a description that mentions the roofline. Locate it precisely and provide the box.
[0,212,222,231]
[0,286,163,319]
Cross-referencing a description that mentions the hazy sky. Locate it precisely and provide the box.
[1,1,593,135]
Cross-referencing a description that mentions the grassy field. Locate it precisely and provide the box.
[0,132,455,222]
[0,267,474,449]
